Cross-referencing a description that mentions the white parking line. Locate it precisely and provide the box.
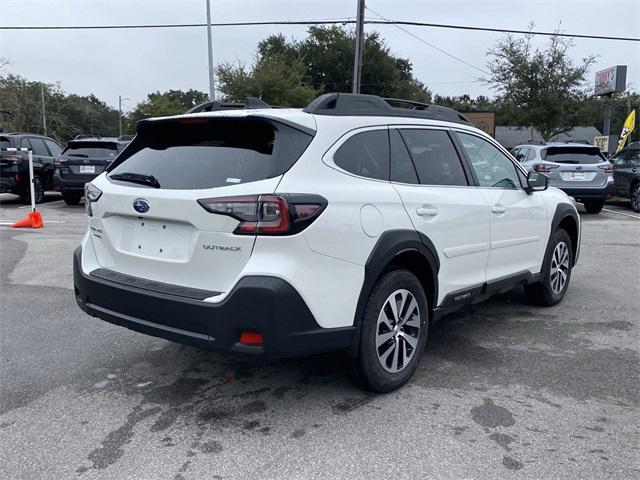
[0,220,67,225]
[603,208,640,220]
[18,200,65,209]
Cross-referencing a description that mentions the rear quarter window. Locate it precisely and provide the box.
[0,137,11,149]
[333,129,389,181]
[108,116,313,190]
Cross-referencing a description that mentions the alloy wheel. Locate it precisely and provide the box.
[632,185,640,212]
[550,241,570,294]
[375,289,421,373]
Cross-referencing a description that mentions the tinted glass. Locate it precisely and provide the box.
[63,141,119,159]
[109,117,313,190]
[456,132,521,189]
[44,139,62,156]
[542,147,606,164]
[390,129,418,184]
[524,148,537,162]
[628,150,640,165]
[0,137,10,149]
[400,129,467,186]
[334,129,389,181]
[29,138,49,156]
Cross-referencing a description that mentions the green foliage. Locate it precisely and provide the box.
[217,26,431,106]
[127,89,208,129]
[484,32,596,141]
[0,74,119,143]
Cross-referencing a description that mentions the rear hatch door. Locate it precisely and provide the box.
[541,146,610,187]
[89,115,313,294]
[60,141,120,178]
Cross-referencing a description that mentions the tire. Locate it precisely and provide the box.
[631,184,640,213]
[351,269,429,393]
[20,175,44,204]
[62,192,82,205]
[583,200,603,214]
[525,228,573,307]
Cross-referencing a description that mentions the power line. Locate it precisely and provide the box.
[365,6,489,75]
[1,19,638,42]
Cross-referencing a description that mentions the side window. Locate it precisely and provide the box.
[19,138,30,149]
[628,150,640,165]
[390,129,418,184]
[333,129,389,181]
[28,138,49,156]
[399,129,468,186]
[44,139,62,156]
[611,151,628,165]
[456,132,522,189]
[524,148,537,162]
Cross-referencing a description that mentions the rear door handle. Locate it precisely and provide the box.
[416,206,438,217]
[491,205,507,214]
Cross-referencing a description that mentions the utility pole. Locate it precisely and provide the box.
[352,0,365,94]
[206,0,216,101]
[40,84,47,136]
[118,95,123,138]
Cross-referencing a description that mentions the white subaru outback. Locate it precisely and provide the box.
[74,93,580,392]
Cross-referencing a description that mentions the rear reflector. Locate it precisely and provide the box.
[239,331,263,346]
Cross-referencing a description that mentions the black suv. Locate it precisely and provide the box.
[611,142,640,212]
[0,133,63,203]
[54,137,129,205]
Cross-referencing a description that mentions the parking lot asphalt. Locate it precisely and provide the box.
[0,192,638,480]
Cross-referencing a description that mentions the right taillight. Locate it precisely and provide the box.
[598,163,615,174]
[84,183,103,216]
[533,163,559,173]
[198,194,327,236]
[1,153,22,164]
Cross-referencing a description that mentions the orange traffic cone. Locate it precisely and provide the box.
[12,211,44,229]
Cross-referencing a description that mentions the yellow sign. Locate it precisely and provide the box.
[616,110,636,153]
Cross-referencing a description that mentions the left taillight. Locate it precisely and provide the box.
[1,153,22,164]
[197,194,327,235]
[84,183,102,216]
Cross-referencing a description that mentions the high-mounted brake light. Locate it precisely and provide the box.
[198,194,327,236]
[533,163,559,173]
[598,163,615,174]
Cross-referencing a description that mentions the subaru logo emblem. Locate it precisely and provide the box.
[133,198,150,213]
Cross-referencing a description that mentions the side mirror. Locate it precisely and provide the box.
[525,171,548,194]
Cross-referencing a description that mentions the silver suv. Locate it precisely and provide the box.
[511,143,614,213]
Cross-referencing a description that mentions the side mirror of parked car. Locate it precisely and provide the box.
[525,171,548,194]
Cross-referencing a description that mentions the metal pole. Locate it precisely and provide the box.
[40,85,47,136]
[28,150,35,212]
[352,0,365,94]
[118,95,122,137]
[603,98,612,136]
[206,0,216,101]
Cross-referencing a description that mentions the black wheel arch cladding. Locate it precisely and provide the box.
[348,229,439,355]
[549,202,580,265]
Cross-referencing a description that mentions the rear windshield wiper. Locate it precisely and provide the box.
[109,172,161,188]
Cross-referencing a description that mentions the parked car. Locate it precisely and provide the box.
[54,137,129,205]
[0,133,63,203]
[74,93,580,392]
[610,141,640,212]
[511,142,614,213]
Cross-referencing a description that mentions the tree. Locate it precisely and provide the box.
[217,26,431,106]
[484,31,596,141]
[127,89,208,129]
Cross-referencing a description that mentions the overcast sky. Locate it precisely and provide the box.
[1,0,638,110]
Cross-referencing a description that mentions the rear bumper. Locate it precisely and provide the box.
[73,247,354,358]
[0,172,21,194]
[556,182,614,201]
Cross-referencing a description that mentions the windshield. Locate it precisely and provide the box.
[541,147,606,164]
[108,116,313,190]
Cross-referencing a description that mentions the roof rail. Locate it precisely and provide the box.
[186,97,271,114]
[303,93,471,125]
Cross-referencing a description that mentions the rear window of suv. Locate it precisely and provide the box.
[62,141,120,158]
[108,116,313,190]
[541,147,606,164]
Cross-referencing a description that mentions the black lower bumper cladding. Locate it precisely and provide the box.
[73,248,354,358]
